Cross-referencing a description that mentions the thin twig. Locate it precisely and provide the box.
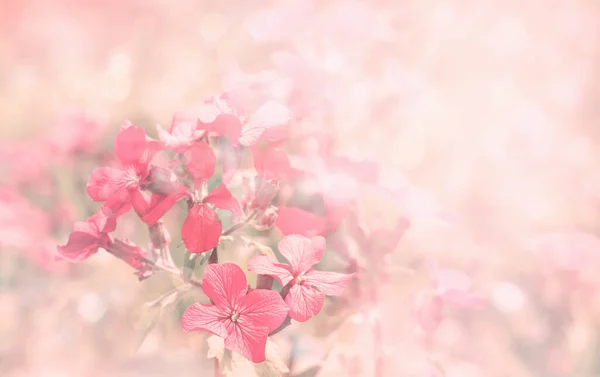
[141,256,203,288]
[222,209,260,236]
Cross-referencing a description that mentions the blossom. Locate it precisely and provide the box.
[181,263,288,363]
[86,123,163,218]
[57,211,150,274]
[248,235,353,322]
[56,212,115,262]
[176,142,242,253]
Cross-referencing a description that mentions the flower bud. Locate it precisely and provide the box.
[251,176,279,209]
[145,166,181,195]
[253,206,278,231]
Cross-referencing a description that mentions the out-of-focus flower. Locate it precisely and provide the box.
[248,235,353,322]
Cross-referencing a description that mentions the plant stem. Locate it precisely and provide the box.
[222,210,260,236]
[140,255,203,288]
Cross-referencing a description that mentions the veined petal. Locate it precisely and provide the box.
[181,302,230,338]
[203,184,243,216]
[278,235,325,276]
[114,124,148,166]
[201,263,248,310]
[285,284,324,322]
[303,270,354,296]
[86,167,128,202]
[224,322,269,363]
[239,100,291,146]
[247,254,293,286]
[181,203,222,253]
[239,289,288,333]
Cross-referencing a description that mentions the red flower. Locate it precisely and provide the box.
[86,123,162,218]
[181,184,243,253]
[248,235,353,322]
[181,263,288,363]
[177,142,243,253]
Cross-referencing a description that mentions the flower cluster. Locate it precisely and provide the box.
[57,95,354,363]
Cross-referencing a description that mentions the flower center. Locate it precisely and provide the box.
[295,275,306,285]
[124,166,141,188]
[230,311,240,322]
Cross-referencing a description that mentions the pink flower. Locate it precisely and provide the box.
[57,211,150,273]
[198,96,291,148]
[56,212,115,262]
[248,235,354,322]
[175,142,242,253]
[86,123,163,218]
[181,263,288,363]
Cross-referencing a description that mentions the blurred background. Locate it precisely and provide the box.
[2,0,600,376]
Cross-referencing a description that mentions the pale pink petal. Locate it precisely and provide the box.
[275,207,326,237]
[203,184,243,216]
[239,289,288,332]
[224,323,269,363]
[205,114,243,144]
[247,254,293,286]
[114,124,148,166]
[184,142,216,187]
[303,270,354,296]
[412,292,444,335]
[433,268,472,294]
[278,234,325,275]
[201,263,248,310]
[86,167,128,202]
[239,100,291,146]
[285,284,325,322]
[221,141,241,184]
[181,302,230,338]
[181,204,222,253]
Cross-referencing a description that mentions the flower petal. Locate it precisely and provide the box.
[114,124,148,166]
[86,167,128,202]
[224,322,269,363]
[202,263,248,310]
[181,203,222,253]
[247,254,293,286]
[203,184,243,216]
[239,100,291,146]
[139,185,190,225]
[181,302,230,338]
[303,270,354,296]
[275,207,326,237]
[204,114,243,144]
[239,288,288,333]
[251,146,297,181]
[56,232,101,262]
[285,284,324,322]
[184,142,216,187]
[278,234,325,276]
